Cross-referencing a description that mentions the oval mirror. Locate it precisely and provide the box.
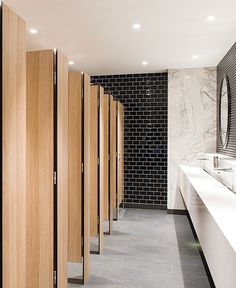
[219,76,230,148]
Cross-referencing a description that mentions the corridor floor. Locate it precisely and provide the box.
[68,208,211,288]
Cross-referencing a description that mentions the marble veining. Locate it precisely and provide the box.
[168,68,217,209]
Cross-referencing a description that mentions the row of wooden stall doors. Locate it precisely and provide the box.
[68,73,125,285]
[1,3,124,288]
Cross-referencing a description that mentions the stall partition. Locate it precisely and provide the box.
[90,85,106,254]
[109,95,117,230]
[26,49,68,288]
[68,72,90,284]
[1,3,27,288]
[103,94,110,234]
[116,101,125,219]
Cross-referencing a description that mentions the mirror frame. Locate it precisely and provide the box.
[219,75,231,149]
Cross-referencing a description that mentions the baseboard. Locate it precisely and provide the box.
[123,203,167,210]
[167,209,187,215]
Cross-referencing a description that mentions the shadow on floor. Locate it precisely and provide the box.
[174,214,213,288]
[102,247,129,256]
[109,230,130,236]
[69,275,114,287]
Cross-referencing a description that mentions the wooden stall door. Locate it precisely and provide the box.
[110,96,116,225]
[57,51,69,288]
[117,102,124,208]
[26,50,54,288]
[3,4,27,288]
[68,72,90,284]
[103,95,109,222]
[99,86,105,253]
[83,73,91,281]
[120,104,124,207]
[90,86,98,237]
[68,72,82,263]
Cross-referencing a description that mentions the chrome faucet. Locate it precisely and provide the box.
[213,156,219,169]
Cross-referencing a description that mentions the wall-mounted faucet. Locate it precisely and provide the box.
[213,156,219,169]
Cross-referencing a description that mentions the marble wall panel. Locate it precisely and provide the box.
[168,68,217,209]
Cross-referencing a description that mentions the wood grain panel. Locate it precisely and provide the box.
[90,85,104,252]
[26,50,54,288]
[68,72,82,263]
[217,42,236,156]
[3,4,27,288]
[117,102,121,207]
[99,86,104,253]
[117,102,124,206]
[90,85,98,237]
[110,96,116,224]
[57,51,68,288]
[120,104,124,206]
[103,94,109,221]
[83,72,91,282]
[108,96,116,232]
[115,101,119,219]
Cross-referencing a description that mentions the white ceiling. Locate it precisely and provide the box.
[4,0,236,75]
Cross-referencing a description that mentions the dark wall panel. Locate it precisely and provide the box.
[217,42,236,156]
[91,73,168,208]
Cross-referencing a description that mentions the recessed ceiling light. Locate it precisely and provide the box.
[142,61,148,66]
[133,23,141,30]
[192,55,199,60]
[68,61,74,65]
[206,16,215,22]
[30,28,38,34]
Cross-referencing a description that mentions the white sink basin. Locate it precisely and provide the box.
[208,168,234,191]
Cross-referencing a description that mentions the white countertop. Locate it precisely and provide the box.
[180,164,236,253]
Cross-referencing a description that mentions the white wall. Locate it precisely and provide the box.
[168,68,217,210]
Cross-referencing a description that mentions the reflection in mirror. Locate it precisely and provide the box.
[220,76,230,148]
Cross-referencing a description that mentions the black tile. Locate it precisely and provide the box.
[91,72,168,207]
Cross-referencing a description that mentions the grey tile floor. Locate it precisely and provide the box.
[68,208,211,288]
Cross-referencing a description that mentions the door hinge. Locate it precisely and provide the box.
[97,217,100,224]
[108,154,110,161]
[98,157,100,166]
[54,171,57,185]
[82,162,84,173]
[53,271,57,285]
[98,98,100,107]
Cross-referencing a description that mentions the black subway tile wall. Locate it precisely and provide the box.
[91,73,168,208]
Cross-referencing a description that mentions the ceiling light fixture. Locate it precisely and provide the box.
[142,61,148,65]
[68,61,74,65]
[133,23,141,30]
[30,28,38,34]
[192,55,199,60]
[206,15,215,22]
